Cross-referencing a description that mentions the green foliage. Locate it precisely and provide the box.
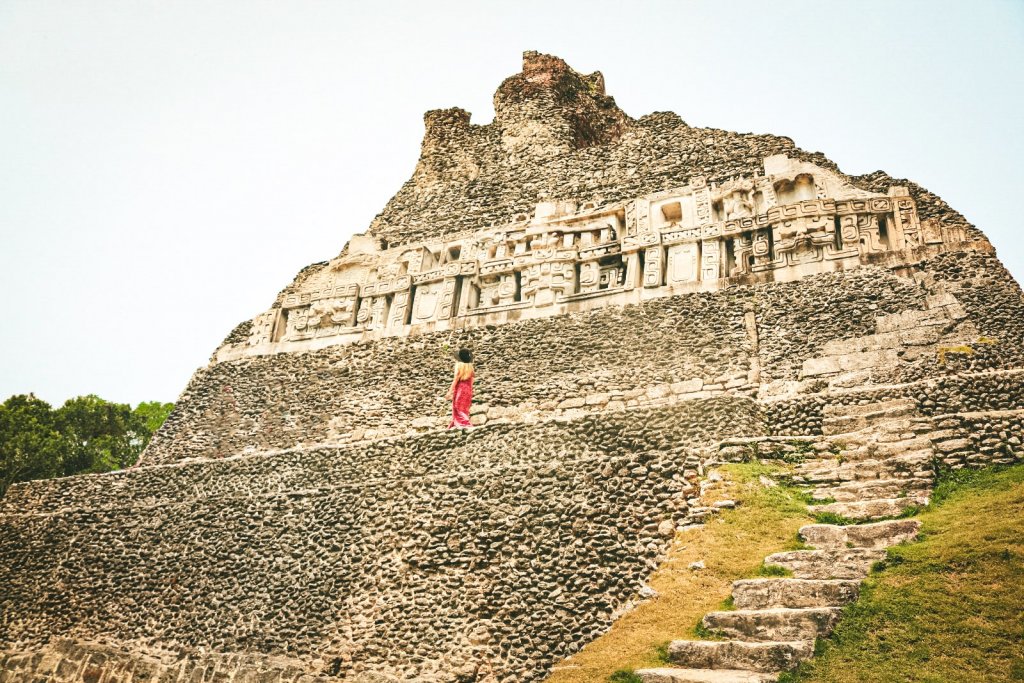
[0,394,173,497]
[133,401,174,433]
[0,394,68,496]
[796,489,835,506]
[757,562,794,577]
[930,464,1012,507]
[608,670,642,683]
[812,511,858,526]
[692,620,727,641]
[653,641,670,663]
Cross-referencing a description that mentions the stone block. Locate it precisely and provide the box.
[876,309,932,333]
[799,519,921,550]
[934,438,972,453]
[671,378,704,394]
[763,548,885,580]
[646,384,673,400]
[731,578,861,610]
[667,639,814,673]
[801,356,841,377]
[898,327,941,346]
[822,332,900,356]
[837,349,899,372]
[636,668,776,683]
[702,607,843,642]
[925,292,958,309]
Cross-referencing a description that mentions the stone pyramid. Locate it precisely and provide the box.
[2,52,1022,683]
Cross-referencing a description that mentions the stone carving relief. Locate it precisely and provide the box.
[248,311,278,346]
[240,155,956,349]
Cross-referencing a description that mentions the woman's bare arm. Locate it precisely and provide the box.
[445,368,458,400]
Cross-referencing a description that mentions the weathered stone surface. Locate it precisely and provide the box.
[799,519,922,550]
[667,640,814,673]
[762,549,887,580]
[809,497,925,521]
[810,477,933,502]
[731,579,861,610]
[0,402,755,683]
[702,607,843,642]
[637,668,777,683]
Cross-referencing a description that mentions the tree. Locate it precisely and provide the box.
[133,401,174,434]
[55,395,150,475]
[0,395,70,496]
[0,394,175,497]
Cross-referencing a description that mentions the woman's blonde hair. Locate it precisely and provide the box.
[454,348,474,381]
[454,361,474,381]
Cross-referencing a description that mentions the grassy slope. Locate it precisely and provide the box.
[545,463,812,683]
[786,464,1024,683]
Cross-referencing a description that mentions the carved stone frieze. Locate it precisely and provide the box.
[239,154,955,350]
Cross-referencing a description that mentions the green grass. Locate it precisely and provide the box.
[812,511,858,526]
[782,463,1024,683]
[692,620,727,641]
[757,562,794,577]
[812,504,921,526]
[608,670,642,683]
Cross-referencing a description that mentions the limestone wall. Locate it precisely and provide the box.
[146,249,1020,467]
[0,639,318,683]
[752,266,929,387]
[143,292,756,466]
[0,399,760,683]
[932,409,1024,470]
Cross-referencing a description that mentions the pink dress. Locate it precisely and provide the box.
[448,373,474,429]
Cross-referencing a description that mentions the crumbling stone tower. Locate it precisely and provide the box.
[2,52,1022,683]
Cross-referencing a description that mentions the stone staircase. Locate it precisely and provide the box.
[800,398,935,520]
[636,398,933,682]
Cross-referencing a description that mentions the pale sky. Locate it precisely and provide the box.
[1,0,1022,407]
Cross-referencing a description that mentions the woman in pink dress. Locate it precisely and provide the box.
[445,348,474,429]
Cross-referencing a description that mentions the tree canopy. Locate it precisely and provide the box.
[0,394,173,496]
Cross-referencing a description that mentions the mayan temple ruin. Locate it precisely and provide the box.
[2,51,1023,682]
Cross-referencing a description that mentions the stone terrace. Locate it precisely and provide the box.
[1,401,759,683]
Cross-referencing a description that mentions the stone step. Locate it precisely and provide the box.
[799,519,922,550]
[821,406,920,435]
[809,497,926,521]
[667,640,814,673]
[832,440,934,461]
[822,415,926,437]
[809,477,933,502]
[702,607,842,642]
[637,668,778,683]
[828,448,934,468]
[762,548,886,580]
[822,398,917,419]
[796,455,933,484]
[731,579,861,610]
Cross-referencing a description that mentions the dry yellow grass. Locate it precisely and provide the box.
[545,463,813,683]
